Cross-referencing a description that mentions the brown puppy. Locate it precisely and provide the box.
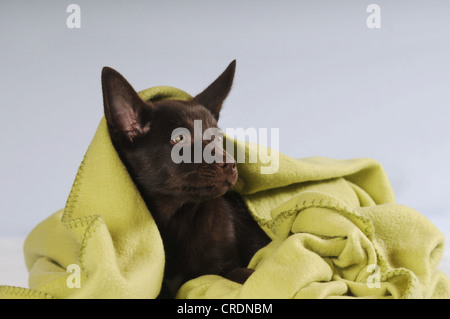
[101,61,270,297]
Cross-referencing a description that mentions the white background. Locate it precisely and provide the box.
[1,1,449,286]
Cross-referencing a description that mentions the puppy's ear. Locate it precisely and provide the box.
[102,67,151,143]
[194,60,236,121]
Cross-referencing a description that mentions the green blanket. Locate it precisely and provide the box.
[0,86,448,299]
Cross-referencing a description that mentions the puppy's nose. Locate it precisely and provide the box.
[218,152,236,170]
[218,161,236,170]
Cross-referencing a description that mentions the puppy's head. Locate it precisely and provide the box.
[102,61,237,202]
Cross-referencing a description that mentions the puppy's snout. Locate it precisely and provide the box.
[221,154,238,186]
[218,153,236,171]
[218,160,236,170]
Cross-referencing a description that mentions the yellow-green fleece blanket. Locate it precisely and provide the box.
[0,86,449,299]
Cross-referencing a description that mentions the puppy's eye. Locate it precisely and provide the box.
[211,134,222,142]
[171,134,186,145]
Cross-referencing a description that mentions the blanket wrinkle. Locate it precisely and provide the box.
[0,85,448,299]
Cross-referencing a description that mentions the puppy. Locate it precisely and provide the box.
[101,61,271,297]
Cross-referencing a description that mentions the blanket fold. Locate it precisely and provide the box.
[0,85,448,299]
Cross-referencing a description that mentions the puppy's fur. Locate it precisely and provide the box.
[101,61,270,297]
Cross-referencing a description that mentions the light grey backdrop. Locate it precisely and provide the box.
[1,0,449,237]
